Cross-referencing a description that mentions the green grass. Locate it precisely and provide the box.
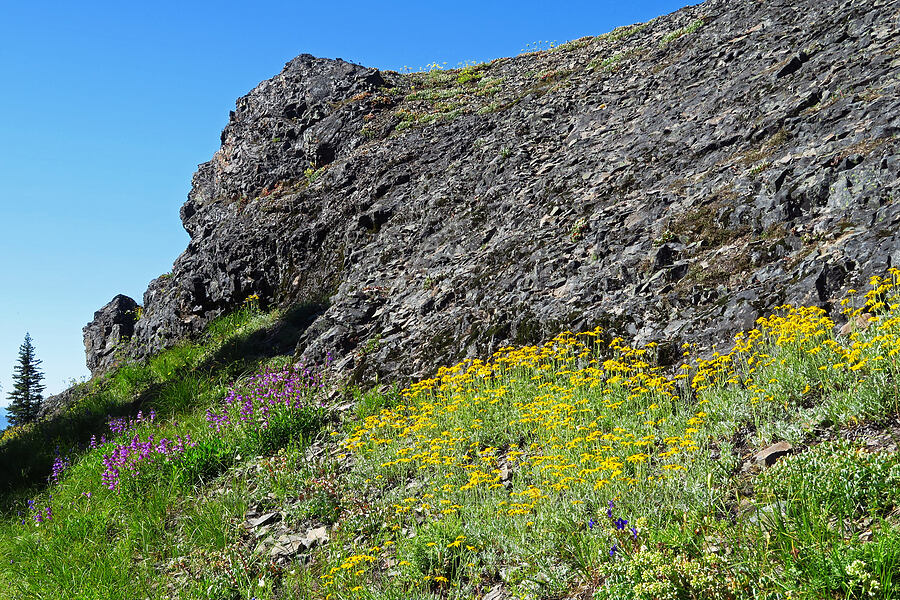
[0,297,330,598]
[605,23,649,43]
[3,275,900,598]
[660,19,705,47]
[392,61,507,132]
[588,48,648,73]
[0,299,322,510]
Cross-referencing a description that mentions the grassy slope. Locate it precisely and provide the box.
[0,271,900,598]
[2,272,900,599]
[0,300,323,595]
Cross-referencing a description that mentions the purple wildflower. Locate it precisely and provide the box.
[100,432,196,491]
[205,361,331,436]
[48,455,71,484]
[25,498,52,524]
[107,410,156,437]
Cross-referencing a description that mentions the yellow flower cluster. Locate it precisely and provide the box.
[702,269,900,406]
[343,269,900,513]
[323,269,900,596]
[342,326,706,523]
[0,421,35,444]
[319,544,389,592]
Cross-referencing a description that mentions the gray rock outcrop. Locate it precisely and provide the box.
[84,294,138,375]
[88,0,900,386]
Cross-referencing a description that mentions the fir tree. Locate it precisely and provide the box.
[6,333,45,426]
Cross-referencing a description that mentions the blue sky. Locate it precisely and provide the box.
[0,0,691,425]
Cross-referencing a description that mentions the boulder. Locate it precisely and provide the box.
[83,294,139,375]
[754,441,793,467]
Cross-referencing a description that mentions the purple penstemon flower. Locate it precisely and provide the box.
[100,432,195,490]
[48,454,71,484]
[240,398,254,421]
[89,433,109,449]
[205,360,331,437]
[107,409,156,437]
[205,409,230,432]
[24,498,53,524]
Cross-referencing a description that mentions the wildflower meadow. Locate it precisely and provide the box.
[1,271,900,598]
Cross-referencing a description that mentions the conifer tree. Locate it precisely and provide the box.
[6,333,45,426]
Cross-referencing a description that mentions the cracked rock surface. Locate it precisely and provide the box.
[84,0,900,387]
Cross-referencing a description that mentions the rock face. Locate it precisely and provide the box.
[89,0,900,385]
[84,294,138,375]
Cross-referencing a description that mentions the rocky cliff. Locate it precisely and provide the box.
[85,0,900,383]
